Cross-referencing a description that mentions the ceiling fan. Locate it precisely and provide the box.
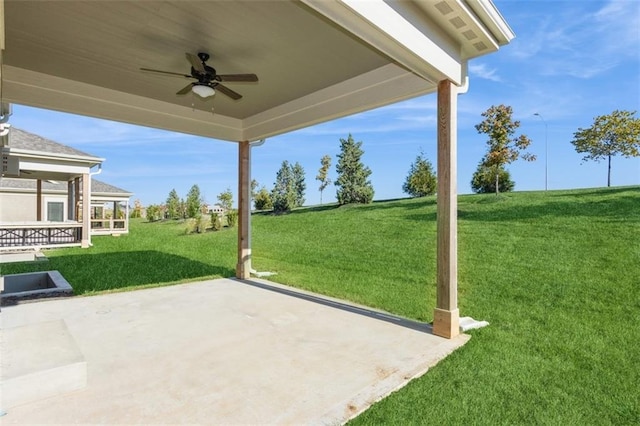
[140,52,258,100]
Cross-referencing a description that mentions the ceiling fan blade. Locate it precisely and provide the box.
[176,84,193,95]
[140,68,192,78]
[218,74,258,82]
[186,52,205,73]
[215,84,242,100]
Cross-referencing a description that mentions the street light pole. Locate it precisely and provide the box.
[534,113,548,191]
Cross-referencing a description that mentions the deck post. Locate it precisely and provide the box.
[433,79,460,339]
[67,180,75,220]
[81,173,91,248]
[36,179,42,221]
[74,177,80,220]
[236,140,251,279]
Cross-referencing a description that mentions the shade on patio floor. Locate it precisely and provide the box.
[1,278,468,424]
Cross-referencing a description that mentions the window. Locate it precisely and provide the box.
[47,201,64,222]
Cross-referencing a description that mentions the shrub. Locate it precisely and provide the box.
[226,209,238,228]
[403,152,437,197]
[196,214,210,233]
[254,187,273,211]
[211,213,223,231]
[471,163,515,194]
[184,218,197,234]
[146,204,162,222]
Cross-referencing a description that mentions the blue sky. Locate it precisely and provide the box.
[8,0,640,207]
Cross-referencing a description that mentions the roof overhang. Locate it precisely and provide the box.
[1,0,514,142]
[1,146,102,180]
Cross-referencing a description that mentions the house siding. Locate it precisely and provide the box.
[0,192,69,222]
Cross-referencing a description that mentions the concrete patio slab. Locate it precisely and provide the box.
[0,278,469,424]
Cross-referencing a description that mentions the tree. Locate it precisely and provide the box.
[130,199,142,218]
[271,160,296,213]
[217,188,234,211]
[146,204,161,222]
[254,186,273,211]
[179,198,187,219]
[471,161,515,194]
[335,134,374,204]
[475,105,535,195]
[402,151,437,197]
[570,110,640,187]
[165,189,180,219]
[186,184,202,218]
[316,154,332,205]
[291,162,306,208]
[251,179,259,200]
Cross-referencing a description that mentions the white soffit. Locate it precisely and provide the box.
[0,0,513,143]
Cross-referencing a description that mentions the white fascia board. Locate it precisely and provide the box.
[242,64,435,141]
[303,0,463,84]
[2,66,244,142]
[464,0,515,45]
[6,148,104,165]
[91,195,131,202]
[19,159,90,175]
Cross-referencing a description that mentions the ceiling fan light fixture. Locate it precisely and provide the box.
[192,84,215,98]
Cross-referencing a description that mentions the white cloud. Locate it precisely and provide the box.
[469,63,502,82]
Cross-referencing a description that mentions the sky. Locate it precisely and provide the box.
[7,0,640,207]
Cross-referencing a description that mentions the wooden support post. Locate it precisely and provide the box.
[125,202,130,232]
[236,140,251,279]
[81,173,91,248]
[36,179,42,221]
[433,79,460,339]
[74,177,80,220]
[67,180,74,220]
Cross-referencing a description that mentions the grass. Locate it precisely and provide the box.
[2,186,639,423]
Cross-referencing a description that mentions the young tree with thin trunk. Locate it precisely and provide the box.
[251,179,259,200]
[186,184,202,218]
[217,188,233,211]
[166,189,180,219]
[475,105,535,195]
[316,154,332,205]
[291,162,306,208]
[570,110,640,187]
[272,160,296,213]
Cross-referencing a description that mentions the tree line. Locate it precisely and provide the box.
[471,106,639,194]
[254,134,376,213]
[136,107,638,219]
[252,105,640,213]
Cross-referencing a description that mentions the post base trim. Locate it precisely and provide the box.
[433,308,460,339]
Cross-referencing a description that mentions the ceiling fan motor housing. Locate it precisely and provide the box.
[192,65,218,84]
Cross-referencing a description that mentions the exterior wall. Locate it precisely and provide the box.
[0,192,68,222]
[0,193,37,222]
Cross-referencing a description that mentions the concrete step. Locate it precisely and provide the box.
[1,319,86,409]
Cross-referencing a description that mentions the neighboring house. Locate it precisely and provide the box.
[0,177,132,227]
[0,126,132,250]
[208,204,226,216]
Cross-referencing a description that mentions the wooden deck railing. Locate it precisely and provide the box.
[90,218,128,234]
[0,223,82,250]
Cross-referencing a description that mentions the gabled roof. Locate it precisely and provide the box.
[6,127,103,162]
[91,180,132,195]
[0,177,132,196]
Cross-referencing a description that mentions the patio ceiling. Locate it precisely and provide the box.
[1,0,513,143]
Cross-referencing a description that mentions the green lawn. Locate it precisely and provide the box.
[2,187,638,423]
